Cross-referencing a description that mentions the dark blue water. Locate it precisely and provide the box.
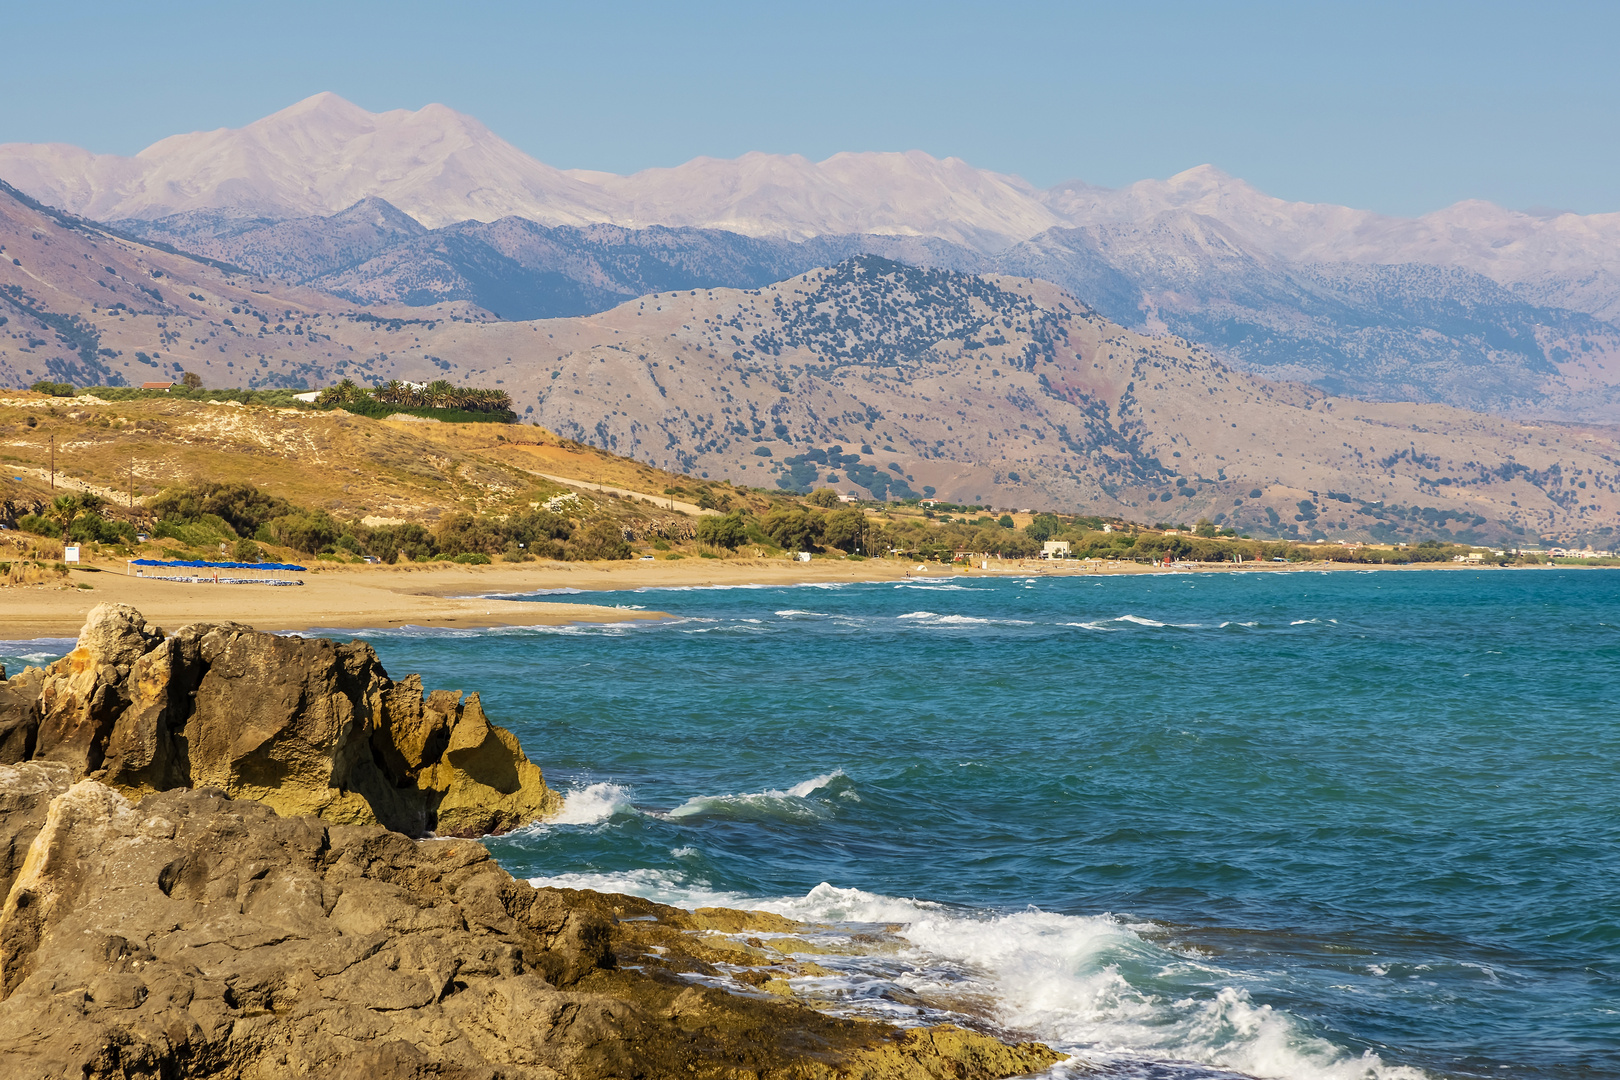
[6,570,1616,1079]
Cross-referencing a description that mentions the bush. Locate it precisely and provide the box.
[30,380,74,397]
[806,488,840,508]
[17,514,60,538]
[232,538,262,562]
[696,511,748,549]
[570,519,632,561]
[150,483,294,538]
[67,514,136,544]
[264,510,341,554]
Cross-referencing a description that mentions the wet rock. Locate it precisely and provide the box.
[0,783,1063,1080]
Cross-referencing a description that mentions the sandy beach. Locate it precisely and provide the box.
[0,555,930,639]
[1,552,1568,641]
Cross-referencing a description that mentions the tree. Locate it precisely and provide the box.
[696,511,748,549]
[762,507,824,553]
[997,514,1015,529]
[821,508,866,552]
[1194,518,1218,538]
[181,370,203,390]
[1025,513,1061,542]
[49,493,101,537]
[806,488,840,508]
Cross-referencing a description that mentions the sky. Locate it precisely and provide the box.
[2,0,1616,217]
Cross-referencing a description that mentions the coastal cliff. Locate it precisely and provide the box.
[0,607,1063,1079]
[0,604,559,838]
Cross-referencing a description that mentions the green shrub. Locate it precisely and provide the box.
[570,519,632,561]
[696,511,748,549]
[17,514,60,537]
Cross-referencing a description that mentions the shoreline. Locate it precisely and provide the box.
[0,554,1593,640]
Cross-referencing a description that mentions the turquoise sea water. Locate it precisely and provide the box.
[6,569,1617,1079]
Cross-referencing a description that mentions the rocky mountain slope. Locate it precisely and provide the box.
[16,94,1615,417]
[117,196,1620,419]
[4,183,1618,546]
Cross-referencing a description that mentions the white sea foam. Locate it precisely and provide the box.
[0,650,69,666]
[896,611,1030,626]
[666,770,848,820]
[561,873,1430,1080]
[775,609,828,618]
[548,782,638,825]
[526,868,743,909]
[1114,615,1167,627]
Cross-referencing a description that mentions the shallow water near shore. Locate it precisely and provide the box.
[7,570,1617,1080]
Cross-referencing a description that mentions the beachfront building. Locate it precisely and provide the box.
[1041,541,1072,559]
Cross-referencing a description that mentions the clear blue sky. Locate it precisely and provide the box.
[3,0,1615,217]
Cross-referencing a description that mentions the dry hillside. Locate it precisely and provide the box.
[3,184,1618,545]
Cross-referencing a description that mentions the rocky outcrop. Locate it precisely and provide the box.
[0,604,560,837]
[0,776,1062,1079]
[0,605,1065,1078]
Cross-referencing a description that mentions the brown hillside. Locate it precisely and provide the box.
[2,185,1618,545]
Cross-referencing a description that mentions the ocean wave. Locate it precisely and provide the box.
[526,867,743,909]
[895,611,1032,626]
[774,609,829,618]
[548,782,638,825]
[0,650,71,666]
[666,770,852,821]
[1114,615,1167,627]
[0,638,77,668]
[548,873,1428,1080]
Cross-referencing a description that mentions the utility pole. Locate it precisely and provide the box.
[128,455,134,509]
[49,435,55,490]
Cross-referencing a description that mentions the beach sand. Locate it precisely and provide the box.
[2,552,1552,641]
[0,556,928,639]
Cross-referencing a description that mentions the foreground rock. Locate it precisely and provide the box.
[0,603,559,837]
[0,771,1062,1079]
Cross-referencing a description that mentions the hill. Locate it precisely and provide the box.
[2,182,1618,547]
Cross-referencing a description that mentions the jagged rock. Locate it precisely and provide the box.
[0,783,1063,1079]
[7,604,560,837]
[0,666,44,764]
[0,761,72,900]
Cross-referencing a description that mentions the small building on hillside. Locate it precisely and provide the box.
[140,381,175,391]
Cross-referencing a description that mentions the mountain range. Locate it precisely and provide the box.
[5,93,1616,420]
[3,181,1617,547]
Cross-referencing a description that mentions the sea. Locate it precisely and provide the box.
[5,568,1616,1080]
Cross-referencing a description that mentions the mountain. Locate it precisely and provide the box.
[4,96,1616,304]
[9,95,1620,419]
[115,196,1620,420]
[4,182,1616,548]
